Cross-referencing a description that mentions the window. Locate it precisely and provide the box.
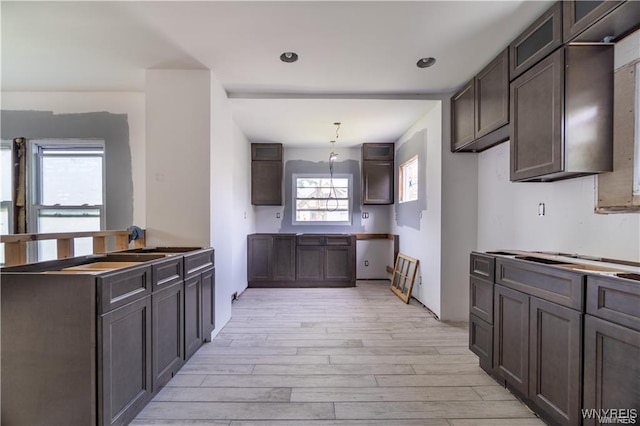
[29,140,105,260]
[293,174,352,224]
[399,155,418,203]
[0,141,13,264]
[634,61,640,196]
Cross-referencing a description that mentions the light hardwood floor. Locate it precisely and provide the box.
[133,281,545,425]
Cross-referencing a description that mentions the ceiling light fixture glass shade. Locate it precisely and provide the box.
[417,57,436,68]
[280,51,299,63]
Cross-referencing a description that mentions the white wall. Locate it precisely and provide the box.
[478,142,640,261]
[231,121,255,297]
[392,102,443,318]
[391,99,479,321]
[145,70,211,246]
[210,74,254,337]
[1,92,146,226]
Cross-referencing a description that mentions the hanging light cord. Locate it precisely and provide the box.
[326,122,341,212]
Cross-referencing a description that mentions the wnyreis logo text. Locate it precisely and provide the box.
[582,409,638,424]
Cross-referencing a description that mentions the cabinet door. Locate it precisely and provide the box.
[296,246,324,281]
[362,160,394,204]
[470,276,493,324]
[272,235,295,281]
[494,284,529,396]
[251,161,282,205]
[510,48,564,182]
[362,143,394,161]
[99,296,152,426]
[152,282,184,393]
[184,274,202,360]
[475,49,509,138]
[325,246,353,281]
[469,313,493,373]
[529,297,582,426]
[451,79,475,151]
[248,235,271,281]
[510,2,562,80]
[201,267,216,341]
[583,315,640,425]
[563,0,622,42]
[251,143,282,161]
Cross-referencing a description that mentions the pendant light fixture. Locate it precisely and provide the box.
[327,122,341,212]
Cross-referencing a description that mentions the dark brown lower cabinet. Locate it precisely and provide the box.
[184,273,202,360]
[202,267,216,341]
[152,282,184,393]
[296,245,325,280]
[272,236,296,281]
[469,314,493,372]
[325,245,354,281]
[99,295,152,426]
[529,297,582,425]
[494,284,529,396]
[583,315,640,425]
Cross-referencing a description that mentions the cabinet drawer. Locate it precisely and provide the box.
[509,2,563,80]
[362,143,394,160]
[184,249,214,277]
[470,252,495,282]
[496,258,584,310]
[326,236,352,246]
[297,235,325,246]
[586,275,640,332]
[151,256,183,292]
[251,143,282,161]
[469,314,493,372]
[470,276,493,324]
[97,265,152,314]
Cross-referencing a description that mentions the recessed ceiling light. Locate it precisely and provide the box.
[417,57,436,68]
[280,52,299,63]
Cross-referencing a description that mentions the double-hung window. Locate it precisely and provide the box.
[0,141,13,264]
[30,140,105,260]
[293,174,352,224]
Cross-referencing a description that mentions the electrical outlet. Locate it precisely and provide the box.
[538,203,545,217]
[276,212,281,219]
[364,260,369,267]
[362,212,369,219]
[419,276,422,285]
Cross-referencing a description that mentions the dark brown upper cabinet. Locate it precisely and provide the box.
[510,45,613,182]
[251,143,282,161]
[362,143,394,205]
[451,49,510,153]
[451,80,475,151]
[362,143,394,161]
[509,2,563,81]
[564,0,640,43]
[251,143,283,205]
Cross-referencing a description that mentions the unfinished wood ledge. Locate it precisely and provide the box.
[1,229,146,266]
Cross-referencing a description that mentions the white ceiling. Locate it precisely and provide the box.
[1,1,553,147]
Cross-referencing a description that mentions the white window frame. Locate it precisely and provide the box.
[27,139,106,259]
[399,155,419,203]
[292,173,352,226]
[633,61,640,196]
[1,140,14,234]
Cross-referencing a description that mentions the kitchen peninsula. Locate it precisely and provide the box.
[1,247,215,426]
[468,250,640,426]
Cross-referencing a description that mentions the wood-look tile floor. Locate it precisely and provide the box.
[133,281,545,425]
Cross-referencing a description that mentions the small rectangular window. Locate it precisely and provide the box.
[29,140,105,261]
[634,61,640,196]
[293,174,352,225]
[399,155,418,203]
